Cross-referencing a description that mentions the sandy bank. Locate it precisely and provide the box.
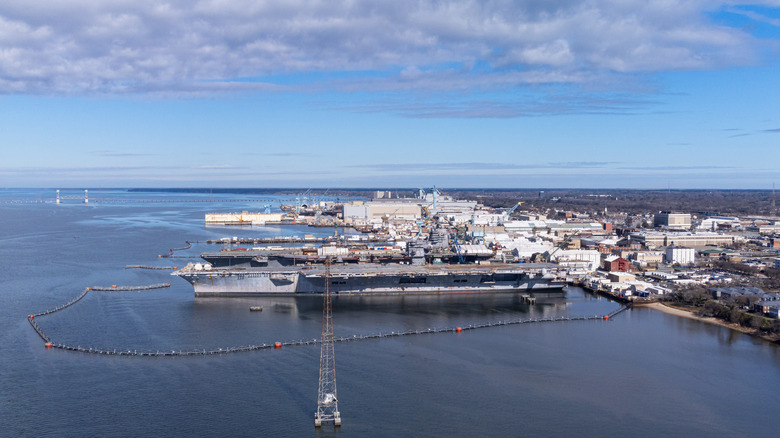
[637,302,778,343]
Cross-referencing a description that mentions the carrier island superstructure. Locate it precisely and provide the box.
[174,230,566,297]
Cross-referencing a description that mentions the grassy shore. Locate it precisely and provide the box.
[636,302,780,345]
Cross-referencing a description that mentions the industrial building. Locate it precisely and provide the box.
[665,247,695,265]
[629,232,742,248]
[697,216,741,230]
[603,255,631,272]
[552,249,601,272]
[342,202,422,222]
[653,212,691,229]
[503,220,603,234]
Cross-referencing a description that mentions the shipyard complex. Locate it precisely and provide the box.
[174,188,780,322]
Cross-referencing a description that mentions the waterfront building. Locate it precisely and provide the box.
[552,249,601,272]
[754,301,780,318]
[710,286,766,299]
[603,255,631,272]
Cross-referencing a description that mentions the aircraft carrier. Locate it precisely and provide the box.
[173,235,566,297]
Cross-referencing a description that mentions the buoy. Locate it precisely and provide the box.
[44,342,52,349]
[274,342,282,348]
[173,267,177,270]
[86,287,91,291]
[603,315,609,321]
[28,315,33,319]
[455,327,462,333]
[112,285,117,288]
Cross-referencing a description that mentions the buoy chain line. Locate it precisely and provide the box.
[158,241,194,258]
[607,303,631,318]
[27,285,629,357]
[125,265,177,270]
[90,283,171,292]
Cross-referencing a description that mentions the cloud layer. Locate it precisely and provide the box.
[0,0,777,95]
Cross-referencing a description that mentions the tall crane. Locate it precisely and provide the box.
[531,229,581,263]
[501,202,524,223]
[450,232,465,264]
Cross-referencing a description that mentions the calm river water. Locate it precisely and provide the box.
[1,189,778,437]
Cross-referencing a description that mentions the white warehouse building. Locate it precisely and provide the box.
[665,246,695,265]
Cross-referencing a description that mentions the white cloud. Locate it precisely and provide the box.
[0,0,775,95]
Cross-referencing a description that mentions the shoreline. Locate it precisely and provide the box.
[637,302,779,345]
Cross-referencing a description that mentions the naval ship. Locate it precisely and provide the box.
[173,231,566,297]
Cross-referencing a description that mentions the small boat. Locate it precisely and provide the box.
[249,306,264,312]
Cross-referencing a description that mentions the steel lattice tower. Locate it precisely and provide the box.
[315,258,341,427]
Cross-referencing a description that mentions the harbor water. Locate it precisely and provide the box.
[1,189,779,437]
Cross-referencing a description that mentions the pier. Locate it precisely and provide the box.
[580,284,633,304]
[204,236,388,245]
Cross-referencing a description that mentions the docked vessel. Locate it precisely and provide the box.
[173,234,565,297]
[174,261,564,297]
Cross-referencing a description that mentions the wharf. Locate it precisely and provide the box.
[579,282,632,304]
[206,236,389,245]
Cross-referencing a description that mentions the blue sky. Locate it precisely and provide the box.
[1,1,779,189]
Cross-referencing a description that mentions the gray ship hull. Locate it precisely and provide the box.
[174,263,565,297]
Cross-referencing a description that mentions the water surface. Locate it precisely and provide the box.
[1,189,778,437]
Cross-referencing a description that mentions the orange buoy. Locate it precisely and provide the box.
[86,287,91,291]
[112,285,117,288]
[274,342,282,348]
[44,342,52,349]
[603,315,609,321]
[173,267,177,270]
[455,327,462,333]
[28,315,34,319]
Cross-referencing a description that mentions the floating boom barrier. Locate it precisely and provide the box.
[158,241,193,258]
[90,284,171,292]
[27,284,630,357]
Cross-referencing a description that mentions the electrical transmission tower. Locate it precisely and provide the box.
[315,257,341,427]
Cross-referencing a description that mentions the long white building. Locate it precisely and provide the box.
[665,247,695,265]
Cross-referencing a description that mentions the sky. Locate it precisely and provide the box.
[1,0,779,189]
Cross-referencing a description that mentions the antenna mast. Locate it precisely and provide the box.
[315,257,341,427]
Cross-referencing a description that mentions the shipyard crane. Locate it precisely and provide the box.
[381,206,404,230]
[418,187,441,212]
[428,186,442,214]
[450,232,465,264]
[501,202,524,223]
[415,220,426,238]
[531,229,581,263]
